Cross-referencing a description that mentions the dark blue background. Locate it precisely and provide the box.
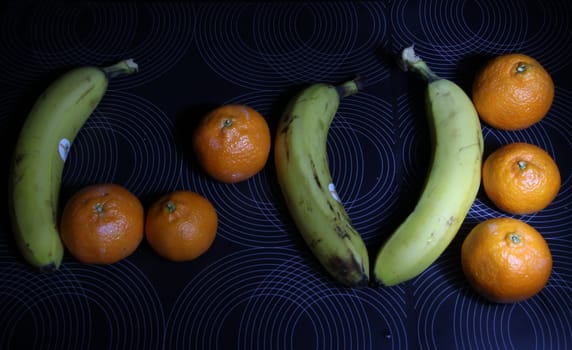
[1,1,571,349]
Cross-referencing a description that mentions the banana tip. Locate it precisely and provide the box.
[38,262,60,273]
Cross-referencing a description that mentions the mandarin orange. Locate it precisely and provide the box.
[193,104,271,183]
[472,53,554,130]
[60,183,144,264]
[461,217,552,303]
[482,142,560,215]
[145,191,218,262]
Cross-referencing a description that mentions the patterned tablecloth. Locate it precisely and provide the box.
[0,2,571,349]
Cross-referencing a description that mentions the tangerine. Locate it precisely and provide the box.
[482,142,560,215]
[461,217,552,303]
[145,191,218,262]
[193,104,271,183]
[472,53,554,130]
[60,183,144,264]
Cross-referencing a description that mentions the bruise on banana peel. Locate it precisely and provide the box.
[326,200,335,214]
[335,225,351,240]
[310,160,324,191]
[279,113,297,134]
[76,83,96,105]
[308,237,322,249]
[446,216,456,226]
[277,113,297,162]
[327,254,368,287]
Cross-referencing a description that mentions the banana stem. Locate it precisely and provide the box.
[101,59,139,79]
[335,78,363,98]
[400,46,440,83]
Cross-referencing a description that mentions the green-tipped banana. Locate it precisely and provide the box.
[373,46,483,286]
[275,79,369,287]
[9,59,138,270]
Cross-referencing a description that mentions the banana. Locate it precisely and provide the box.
[274,79,369,287]
[9,59,138,270]
[373,46,483,286]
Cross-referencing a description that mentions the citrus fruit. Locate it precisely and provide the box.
[145,191,218,262]
[193,104,271,183]
[60,183,144,264]
[482,142,560,215]
[472,53,554,130]
[461,217,552,303]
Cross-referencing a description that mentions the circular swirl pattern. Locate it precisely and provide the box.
[391,0,572,78]
[1,1,572,349]
[413,260,466,349]
[413,246,572,350]
[0,2,196,89]
[538,88,572,223]
[165,248,409,350]
[0,257,163,350]
[28,3,138,64]
[453,286,572,350]
[396,93,430,190]
[328,92,397,242]
[61,90,182,200]
[0,7,51,88]
[195,2,389,89]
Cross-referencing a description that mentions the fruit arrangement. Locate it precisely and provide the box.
[8,44,559,304]
[465,51,558,303]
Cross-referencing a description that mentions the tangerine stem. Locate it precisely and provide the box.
[518,160,527,170]
[222,119,232,128]
[94,203,104,214]
[508,232,522,245]
[516,63,527,73]
[166,201,176,214]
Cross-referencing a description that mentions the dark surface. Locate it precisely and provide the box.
[1,1,571,349]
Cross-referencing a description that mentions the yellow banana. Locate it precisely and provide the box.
[373,46,483,286]
[274,79,369,287]
[9,59,138,270]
